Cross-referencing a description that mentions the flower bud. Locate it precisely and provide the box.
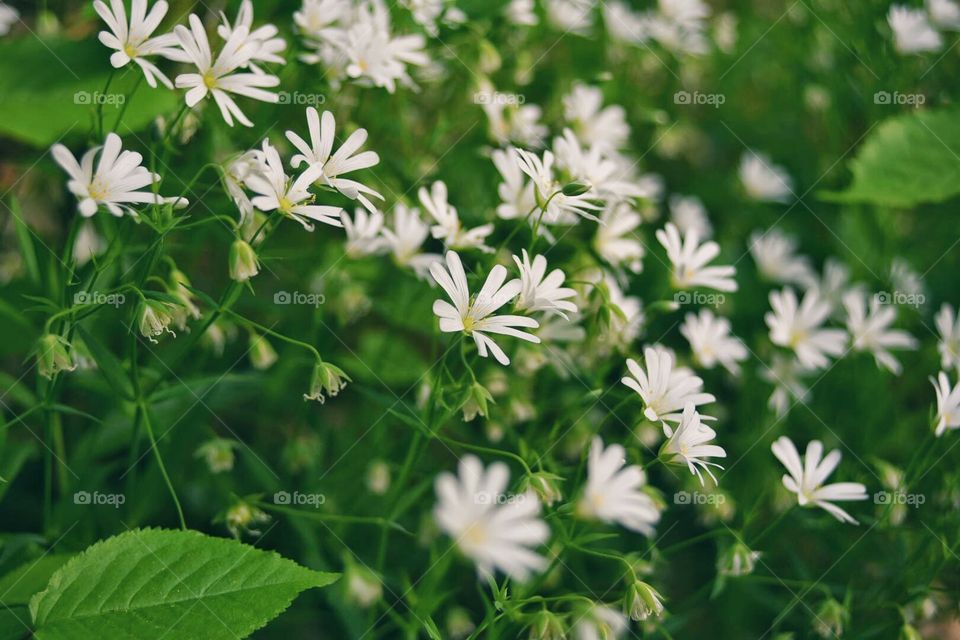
[138,299,177,343]
[304,360,351,403]
[195,438,237,474]
[229,239,260,282]
[344,561,382,608]
[36,334,77,379]
[899,624,922,640]
[812,598,847,638]
[461,381,494,421]
[223,499,269,538]
[248,332,277,370]
[562,181,591,196]
[446,607,475,639]
[521,471,564,507]
[366,460,391,495]
[717,541,760,577]
[168,268,201,330]
[527,610,565,640]
[623,580,664,622]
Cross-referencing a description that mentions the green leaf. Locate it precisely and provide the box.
[0,555,73,607]
[74,326,134,400]
[29,528,339,640]
[8,199,41,286]
[824,108,960,207]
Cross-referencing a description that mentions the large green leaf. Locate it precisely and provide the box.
[29,528,339,640]
[825,108,960,207]
[0,555,73,607]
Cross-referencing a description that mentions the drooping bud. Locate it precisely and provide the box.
[223,499,269,538]
[168,268,201,330]
[304,360,351,402]
[195,438,238,474]
[717,541,760,577]
[138,299,177,343]
[248,332,277,370]
[461,381,494,421]
[366,460,391,495]
[812,598,847,638]
[229,238,260,282]
[623,580,665,622]
[527,610,566,640]
[521,471,564,507]
[36,334,77,379]
[343,561,382,608]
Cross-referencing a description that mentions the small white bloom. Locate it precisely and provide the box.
[492,148,537,221]
[513,147,603,223]
[935,304,960,371]
[572,604,628,640]
[577,436,661,535]
[217,0,287,71]
[72,221,106,266]
[843,290,917,375]
[888,5,942,54]
[341,208,387,257]
[52,133,187,217]
[553,130,648,204]
[245,139,343,230]
[603,1,651,45]
[749,229,817,287]
[656,222,737,292]
[680,309,748,375]
[94,0,183,88]
[669,194,712,238]
[890,257,926,302]
[285,107,383,210]
[563,83,630,152]
[419,181,494,252]
[506,0,538,26]
[761,354,812,418]
[811,258,853,313]
[739,151,793,203]
[927,0,960,29]
[622,345,715,423]
[546,0,596,36]
[382,203,441,279]
[512,250,578,318]
[594,203,645,274]
[766,288,847,370]
[174,14,280,127]
[224,149,265,224]
[294,0,350,38]
[771,436,868,524]
[434,455,548,581]
[431,251,540,365]
[931,371,960,436]
[660,403,726,485]
[0,2,18,36]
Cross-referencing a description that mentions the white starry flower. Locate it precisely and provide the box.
[434,455,548,581]
[590,270,644,348]
[505,0,539,26]
[492,148,537,221]
[660,403,726,485]
[546,0,596,36]
[572,604,629,640]
[931,371,960,436]
[577,436,661,535]
[669,194,712,238]
[927,0,960,29]
[680,309,748,375]
[0,2,18,36]
[603,1,651,45]
[94,0,183,89]
[811,258,853,313]
[52,133,187,218]
[843,290,917,375]
[739,151,793,203]
[512,250,578,318]
[553,129,648,204]
[381,204,440,280]
[430,251,540,366]
[294,0,350,38]
[766,288,847,370]
[656,222,737,292]
[341,208,387,257]
[217,0,287,71]
[594,203,644,274]
[224,149,265,224]
[749,229,817,287]
[512,147,603,224]
[174,14,280,127]
[771,436,868,524]
[245,139,343,231]
[563,83,630,152]
[935,304,960,371]
[285,107,383,211]
[419,181,494,252]
[761,354,812,418]
[888,5,942,54]
[479,86,548,148]
[622,345,715,423]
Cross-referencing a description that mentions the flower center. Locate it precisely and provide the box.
[123,43,139,58]
[461,521,488,548]
[203,71,219,89]
[462,315,476,334]
[278,196,295,213]
[88,181,106,201]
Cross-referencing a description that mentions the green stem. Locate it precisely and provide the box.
[139,402,186,529]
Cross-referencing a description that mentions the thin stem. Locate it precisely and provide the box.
[139,402,186,530]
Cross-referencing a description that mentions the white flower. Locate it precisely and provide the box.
[577,437,661,535]
[766,288,847,370]
[0,2,18,36]
[771,436,868,524]
[890,257,927,302]
[224,149,265,224]
[681,309,748,375]
[217,0,287,71]
[382,203,441,279]
[492,148,536,221]
[546,0,596,36]
[431,251,540,365]
[935,304,960,371]
[512,250,578,318]
[506,0,538,26]
[94,0,182,89]
[174,14,280,127]
[285,107,383,211]
[592,271,644,348]
[843,290,917,375]
[553,129,647,203]
[761,354,812,418]
[52,133,187,217]
[622,345,715,423]
[811,258,853,312]
[749,229,817,287]
[245,139,343,231]
[341,208,387,257]
[594,203,644,274]
[660,403,726,485]
[512,148,603,224]
[294,0,350,38]
[927,0,960,29]
[480,87,548,148]
[419,181,494,252]
[563,83,630,152]
[603,1,650,45]
[931,371,960,436]
[572,604,628,640]
[434,455,548,581]
[888,5,942,54]
[669,194,712,238]
[656,222,737,292]
[739,151,793,203]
